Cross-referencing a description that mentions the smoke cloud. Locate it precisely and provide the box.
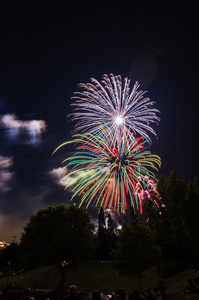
[0,114,47,144]
[0,155,14,193]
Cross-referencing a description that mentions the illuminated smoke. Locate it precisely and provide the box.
[0,114,46,143]
[0,155,14,193]
[49,167,68,186]
[49,167,86,190]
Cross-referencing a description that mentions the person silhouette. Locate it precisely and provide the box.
[62,285,81,300]
[21,288,35,300]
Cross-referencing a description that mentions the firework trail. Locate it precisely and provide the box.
[54,123,161,213]
[70,73,160,143]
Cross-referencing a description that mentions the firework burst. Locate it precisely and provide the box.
[54,124,161,213]
[70,73,160,143]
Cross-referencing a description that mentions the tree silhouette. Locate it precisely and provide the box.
[111,221,161,289]
[96,208,116,260]
[20,204,95,269]
[143,171,199,271]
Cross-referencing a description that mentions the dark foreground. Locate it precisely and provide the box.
[0,289,110,300]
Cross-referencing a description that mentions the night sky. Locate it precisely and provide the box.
[0,1,198,243]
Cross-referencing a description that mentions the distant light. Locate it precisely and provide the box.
[115,116,123,125]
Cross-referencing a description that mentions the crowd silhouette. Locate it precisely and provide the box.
[111,283,168,300]
[2,281,169,300]
[184,275,199,294]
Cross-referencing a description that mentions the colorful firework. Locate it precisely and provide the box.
[70,73,160,143]
[135,175,161,210]
[54,124,161,214]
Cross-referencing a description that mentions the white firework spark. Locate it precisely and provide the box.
[69,73,160,143]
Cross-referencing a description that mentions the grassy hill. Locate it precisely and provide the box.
[0,261,198,299]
